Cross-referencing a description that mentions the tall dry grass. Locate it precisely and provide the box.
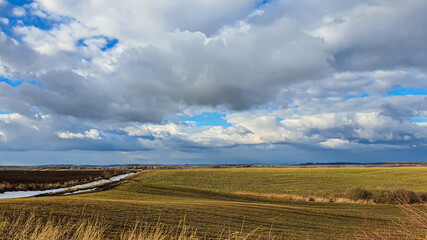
[2,205,424,239]
[0,211,276,240]
[234,191,369,204]
[357,202,427,240]
[236,188,427,205]
[0,212,105,240]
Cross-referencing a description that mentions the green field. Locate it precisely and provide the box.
[134,167,427,195]
[1,167,426,239]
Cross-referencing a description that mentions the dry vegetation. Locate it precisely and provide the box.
[0,203,425,240]
[346,188,427,204]
[0,211,277,240]
[234,191,356,203]
[357,202,427,240]
[235,188,427,204]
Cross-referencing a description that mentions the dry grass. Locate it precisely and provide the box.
[357,202,427,240]
[0,211,277,240]
[3,205,421,240]
[0,212,105,240]
[235,188,427,205]
[234,191,373,204]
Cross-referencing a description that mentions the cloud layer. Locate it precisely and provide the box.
[0,0,426,164]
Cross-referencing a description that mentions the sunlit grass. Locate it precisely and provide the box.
[134,168,427,195]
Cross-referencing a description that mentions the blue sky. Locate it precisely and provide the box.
[1,0,427,165]
[388,88,427,96]
[178,112,232,127]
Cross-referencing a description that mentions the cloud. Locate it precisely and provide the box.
[1,14,332,122]
[1,0,427,163]
[120,108,427,150]
[104,18,331,112]
[3,0,425,123]
[319,138,349,149]
[0,113,51,150]
[57,129,102,140]
[0,113,32,125]
[15,23,83,55]
[12,7,26,17]
[0,130,6,141]
[310,0,427,71]
[35,0,262,43]
[0,17,8,25]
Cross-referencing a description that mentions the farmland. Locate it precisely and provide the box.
[133,167,427,195]
[0,167,426,239]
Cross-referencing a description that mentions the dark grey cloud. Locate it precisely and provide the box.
[312,0,427,71]
[1,15,332,122]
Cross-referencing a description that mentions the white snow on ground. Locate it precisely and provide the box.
[0,172,135,199]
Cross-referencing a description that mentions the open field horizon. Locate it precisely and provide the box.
[2,0,427,238]
[1,167,426,239]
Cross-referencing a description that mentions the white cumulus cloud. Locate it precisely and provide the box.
[12,7,26,17]
[57,129,102,140]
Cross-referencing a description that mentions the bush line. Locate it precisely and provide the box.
[346,187,427,204]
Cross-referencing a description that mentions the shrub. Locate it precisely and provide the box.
[346,188,426,204]
[346,187,373,201]
[371,189,420,204]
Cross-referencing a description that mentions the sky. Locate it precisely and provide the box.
[0,0,427,165]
